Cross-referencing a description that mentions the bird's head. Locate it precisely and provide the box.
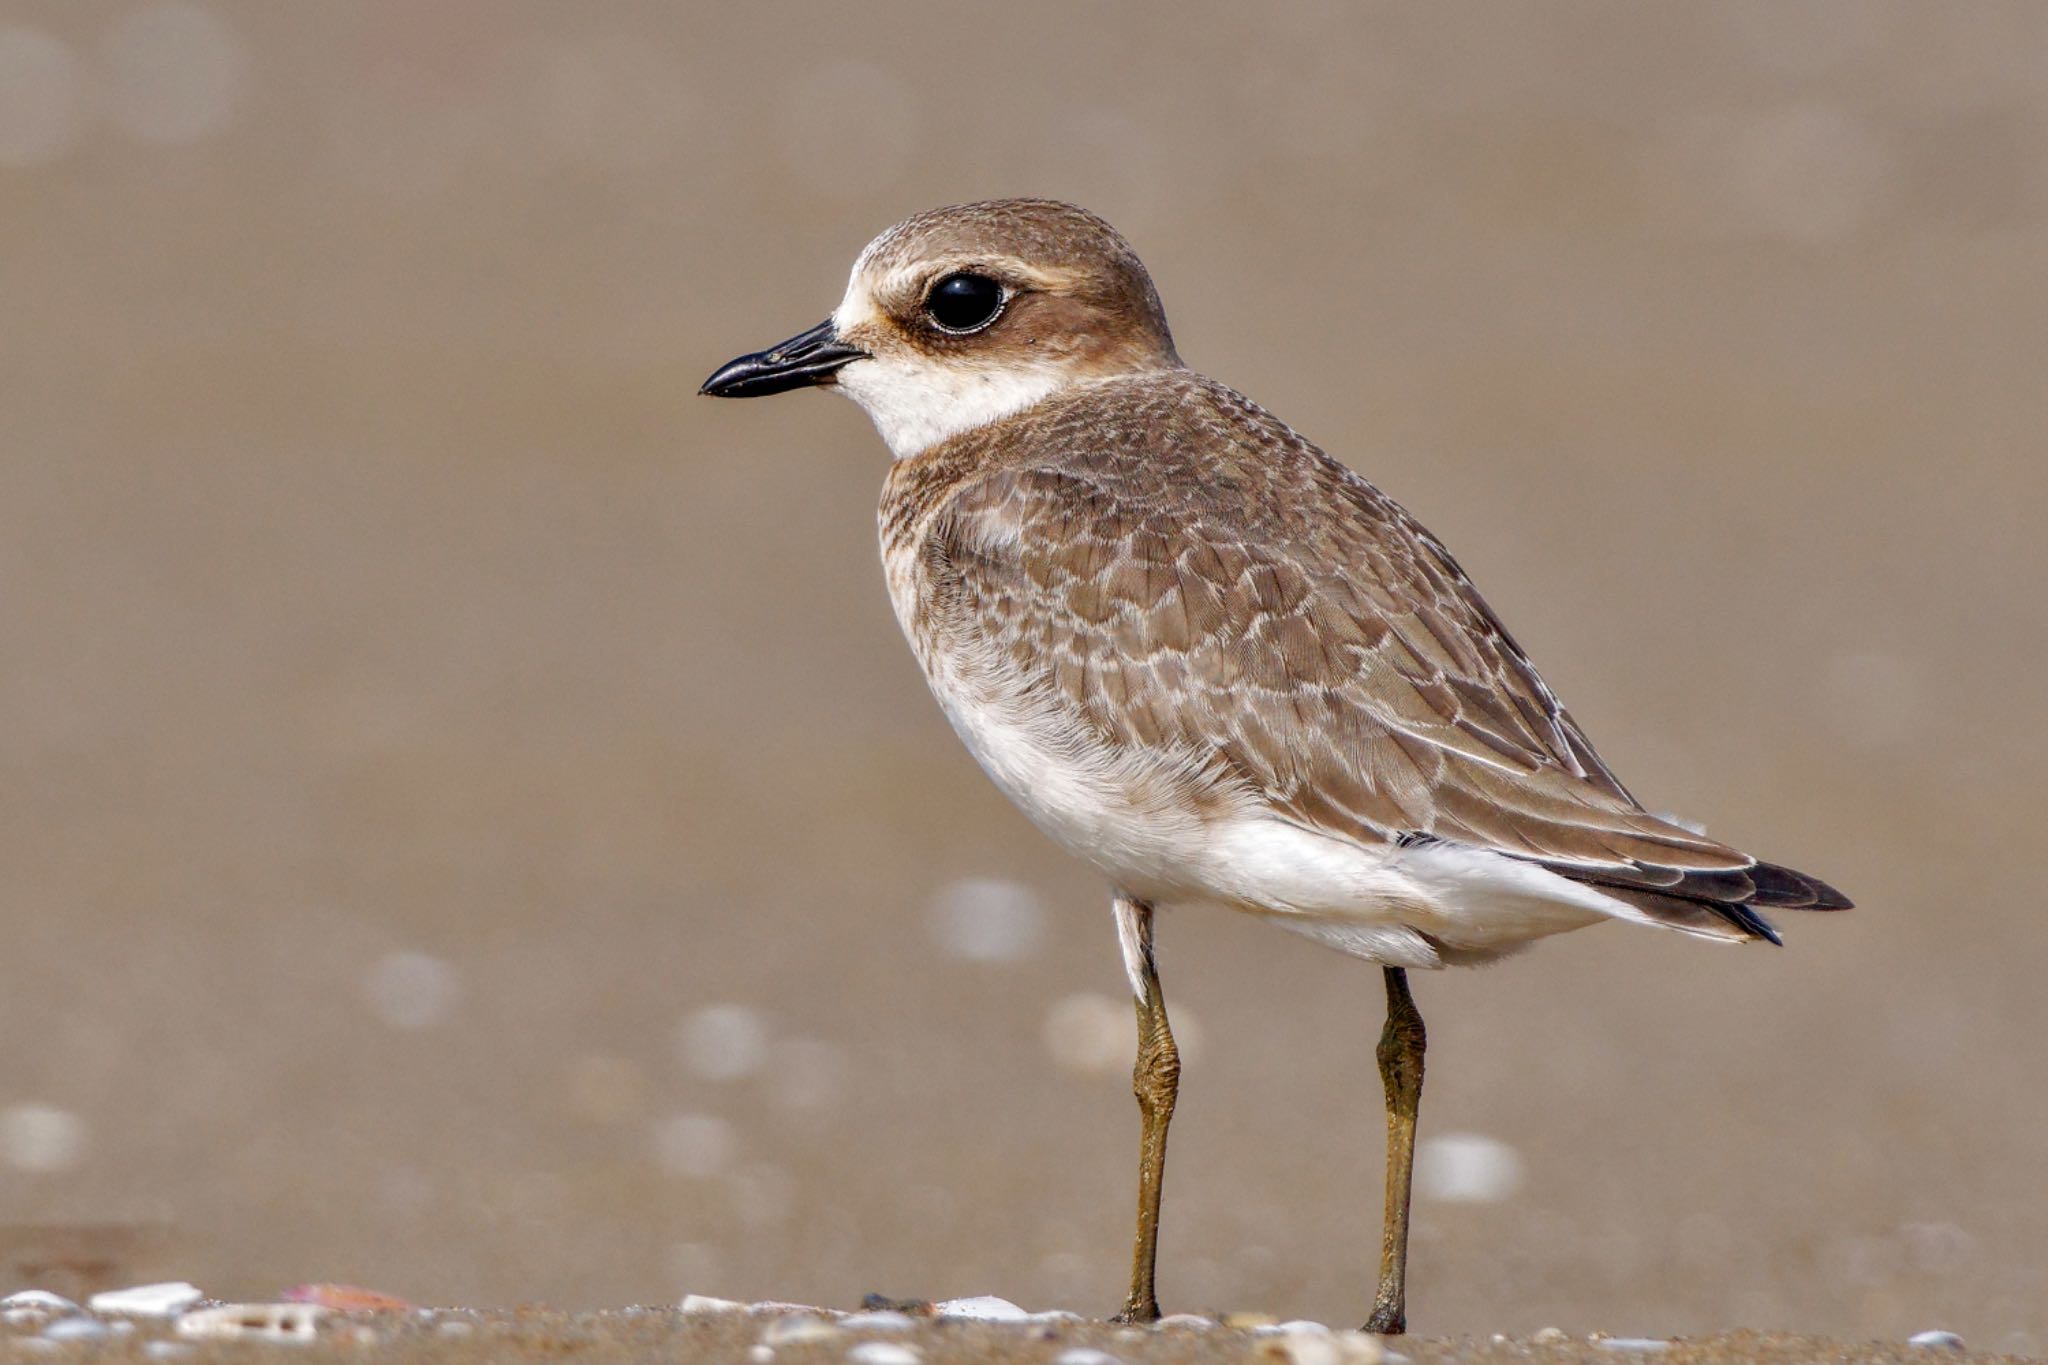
[702,199,1180,458]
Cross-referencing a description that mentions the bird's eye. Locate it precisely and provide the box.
[924,272,1005,333]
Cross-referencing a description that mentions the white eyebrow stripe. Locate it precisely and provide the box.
[831,265,883,335]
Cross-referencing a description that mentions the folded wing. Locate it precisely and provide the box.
[921,377,1849,941]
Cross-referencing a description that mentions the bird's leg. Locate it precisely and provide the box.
[1111,894,1178,1324]
[1364,965,1426,1335]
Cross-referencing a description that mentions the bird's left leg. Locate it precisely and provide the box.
[1364,965,1426,1334]
[1111,893,1179,1324]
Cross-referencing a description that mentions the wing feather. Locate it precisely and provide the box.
[913,373,1849,931]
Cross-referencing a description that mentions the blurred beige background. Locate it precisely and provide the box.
[2,0,2044,1349]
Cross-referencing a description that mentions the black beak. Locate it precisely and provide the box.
[699,319,868,398]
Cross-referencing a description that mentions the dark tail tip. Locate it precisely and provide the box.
[1750,860,1854,911]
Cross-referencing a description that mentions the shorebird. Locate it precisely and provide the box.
[701,199,1850,1332]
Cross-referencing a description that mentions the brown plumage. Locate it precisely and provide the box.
[703,197,1850,1329]
[883,360,1845,948]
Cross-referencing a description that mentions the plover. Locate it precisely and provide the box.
[702,199,1850,1331]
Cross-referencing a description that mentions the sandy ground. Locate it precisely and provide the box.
[0,1300,2038,1365]
[3,1,2046,1357]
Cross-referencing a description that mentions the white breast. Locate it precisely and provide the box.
[916,625,1225,897]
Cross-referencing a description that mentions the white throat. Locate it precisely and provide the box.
[833,356,1063,460]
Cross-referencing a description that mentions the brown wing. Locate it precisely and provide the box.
[919,374,1847,933]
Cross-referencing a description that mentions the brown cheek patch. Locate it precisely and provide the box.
[1004,291,1139,366]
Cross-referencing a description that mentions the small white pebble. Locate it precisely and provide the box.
[42,1318,108,1341]
[676,1003,771,1081]
[1415,1131,1524,1203]
[1156,1313,1214,1330]
[0,1292,78,1313]
[436,1320,475,1337]
[933,1295,1028,1321]
[1056,1351,1124,1365]
[841,1311,916,1331]
[175,1303,327,1341]
[847,1343,921,1365]
[144,1344,194,1360]
[1277,1334,1343,1365]
[679,1293,747,1314]
[762,1314,841,1346]
[1259,1330,1342,1365]
[361,950,460,1030]
[748,1348,773,1365]
[1282,1320,1333,1335]
[1908,1331,1965,1351]
[1334,1330,1386,1364]
[0,1104,88,1173]
[90,1282,206,1317]
[926,876,1046,963]
[1595,1340,1669,1353]
[1532,1326,1570,1345]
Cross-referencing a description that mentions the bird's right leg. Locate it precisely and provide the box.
[1111,893,1179,1324]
